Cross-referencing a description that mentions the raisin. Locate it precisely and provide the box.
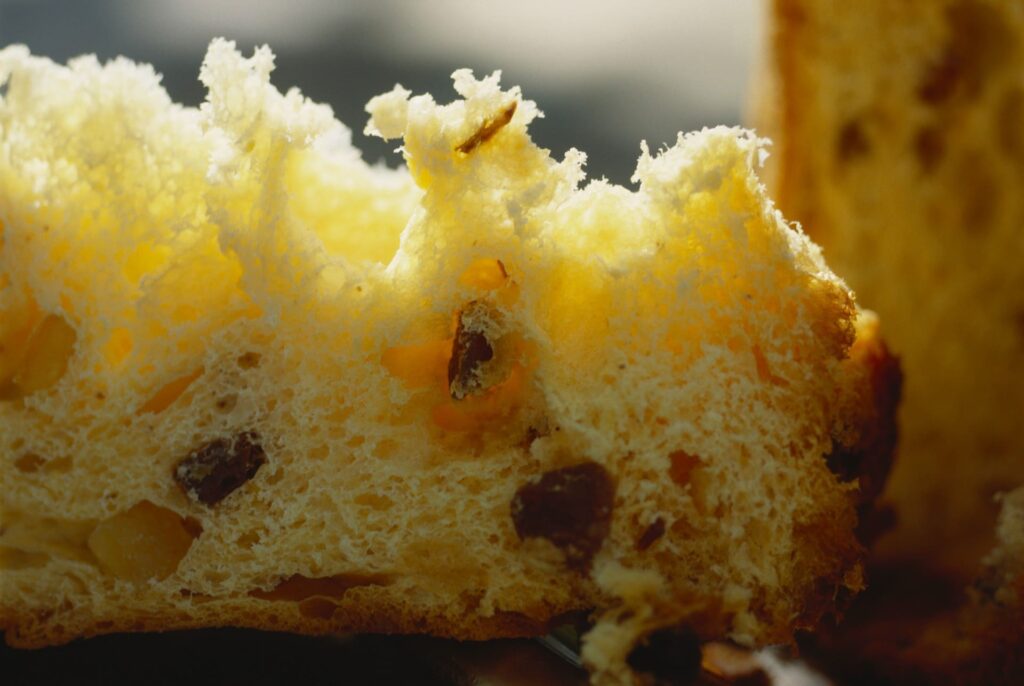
[174,432,266,505]
[510,462,615,571]
[456,101,517,154]
[448,303,494,400]
[636,517,666,551]
[626,624,702,686]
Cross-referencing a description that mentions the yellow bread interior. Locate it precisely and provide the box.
[1,40,896,684]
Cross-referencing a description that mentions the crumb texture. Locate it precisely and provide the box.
[2,40,894,683]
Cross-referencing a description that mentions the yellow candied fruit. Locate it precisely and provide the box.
[87,501,196,582]
[381,340,451,390]
[458,258,519,306]
[137,368,204,414]
[432,363,527,432]
[11,313,77,395]
[459,258,508,290]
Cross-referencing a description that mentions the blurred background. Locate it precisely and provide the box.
[0,0,763,185]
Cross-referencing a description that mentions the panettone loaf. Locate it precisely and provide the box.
[758,0,1024,574]
[1,40,899,684]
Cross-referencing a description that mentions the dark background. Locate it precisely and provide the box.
[0,0,762,185]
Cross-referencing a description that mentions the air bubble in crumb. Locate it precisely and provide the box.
[14,453,45,473]
[237,352,261,369]
[237,531,261,548]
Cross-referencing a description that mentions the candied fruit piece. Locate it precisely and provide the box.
[668,450,702,487]
[138,368,204,414]
[626,624,702,686]
[458,258,508,291]
[381,339,451,390]
[87,501,196,582]
[511,461,615,571]
[432,363,526,431]
[12,314,77,395]
[174,432,266,506]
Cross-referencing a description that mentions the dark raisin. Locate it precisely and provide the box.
[636,517,666,552]
[626,624,701,686]
[174,432,266,505]
[511,462,615,571]
[448,303,494,400]
[824,444,861,484]
[456,101,517,154]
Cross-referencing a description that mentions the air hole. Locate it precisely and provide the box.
[836,120,870,162]
[237,352,262,369]
[914,126,945,171]
[237,531,261,548]
[298,597,338,620]
[14,453,45,473]
[0,546,50,570]
[668,450,701,487]
[250,573,391,601]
